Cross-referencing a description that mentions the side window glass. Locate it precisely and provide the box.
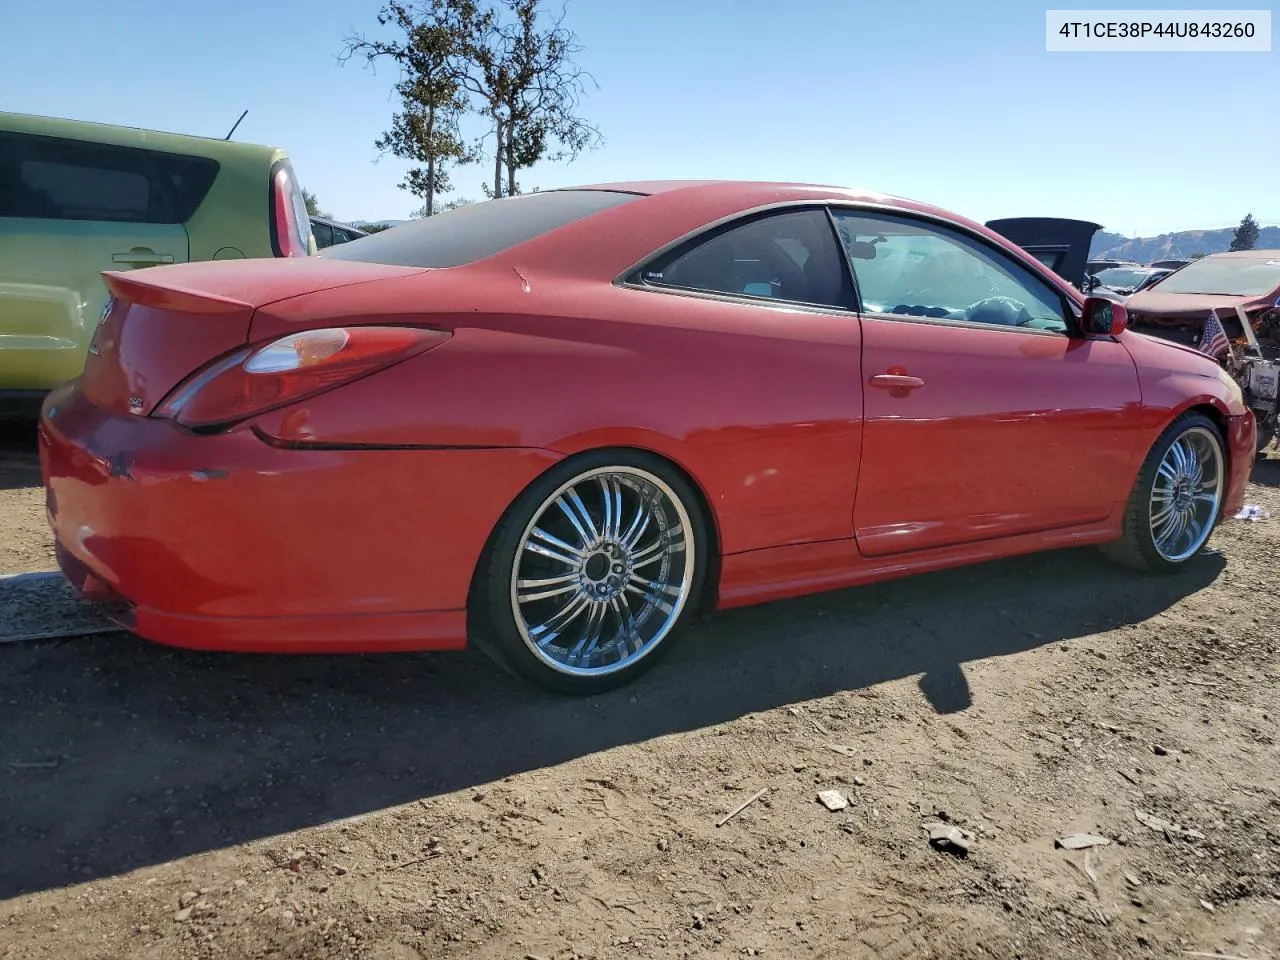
[311,220,334,248]
[151,153,219,222]
[830,210,1070,333]
[638,208,852,309]
[0,132,192,224]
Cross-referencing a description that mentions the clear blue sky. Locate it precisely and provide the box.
[1,0,1275,235]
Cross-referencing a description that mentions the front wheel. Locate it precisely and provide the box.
[1100,412,1227,572]
[1255,421,1275,456]
[470,451,708,695]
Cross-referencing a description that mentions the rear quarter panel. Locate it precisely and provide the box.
[183,146,286,261]
[251,268,866,556]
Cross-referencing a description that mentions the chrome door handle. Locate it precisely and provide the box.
[112,251,174,266]
[869,374,924,389]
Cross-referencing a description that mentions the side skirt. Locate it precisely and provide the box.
[714,514,1123,611]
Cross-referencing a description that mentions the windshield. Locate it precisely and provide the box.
[1152,256,1280,297]
[1094,267,1149,290]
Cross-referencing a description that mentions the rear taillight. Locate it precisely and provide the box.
[270,162,312,258]
[153,326,449,429]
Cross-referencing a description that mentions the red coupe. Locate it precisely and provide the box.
[39,181,1256,694]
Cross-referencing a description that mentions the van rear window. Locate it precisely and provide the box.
[0,132,218,224]
[322,190,641,268]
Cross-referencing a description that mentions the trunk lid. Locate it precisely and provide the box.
[79,259,427,417]
[984,217,1103,290]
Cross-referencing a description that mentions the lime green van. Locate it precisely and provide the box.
[0,111,315,410]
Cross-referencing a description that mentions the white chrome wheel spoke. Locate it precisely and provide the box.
[530,592,592,647]
[555,493,596,549]
[600,477,624,541]
[524,533,582,569]
[622,504,651,551]
[568,601,609,660]
[517,572,580,605]
[610,594,636,644]
[633,525,684,568]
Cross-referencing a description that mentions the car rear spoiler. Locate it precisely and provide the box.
[984,217,1104,290]
[103,271,253,315]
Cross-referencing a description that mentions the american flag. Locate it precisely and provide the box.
[1198,310,1230,358]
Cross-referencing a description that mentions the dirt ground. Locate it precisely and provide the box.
[1,421,1278,960]
[0,422,53,576]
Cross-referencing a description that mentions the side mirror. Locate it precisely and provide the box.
[1081,296,1128,336]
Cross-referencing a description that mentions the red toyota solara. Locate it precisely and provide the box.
[39,181,1255,694]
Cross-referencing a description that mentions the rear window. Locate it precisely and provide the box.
[0,131,219,224]
[322,190,641,268]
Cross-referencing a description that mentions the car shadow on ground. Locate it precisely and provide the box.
[0,543,1224,900]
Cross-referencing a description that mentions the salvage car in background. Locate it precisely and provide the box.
[311,216,367,249]
[0,111,315,414]
[40,182,1255,694]
[1125,249,1280,451]
[1089,265,1174,299]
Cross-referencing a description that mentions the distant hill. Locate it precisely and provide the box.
[1091,225,1280,262]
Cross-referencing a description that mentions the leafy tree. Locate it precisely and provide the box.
[347,1,475,216]
[343,0,601,208]
[361,223,395,233]
[302,189,330,218]
[1229,213,1260,252]
[410,196,475,217]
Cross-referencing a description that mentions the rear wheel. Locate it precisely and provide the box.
[1100,412,1226,572]
[471,451,708,694]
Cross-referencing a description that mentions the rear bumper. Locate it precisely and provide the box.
[1225,410,1255,516]
[0,340,87,392]
[39,382,560,653]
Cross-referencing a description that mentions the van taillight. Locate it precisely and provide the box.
[269,162,310,258]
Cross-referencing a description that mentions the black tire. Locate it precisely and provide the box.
[1100,411,1228,573]
[1255,422,1274,457]
[468,449,709,695]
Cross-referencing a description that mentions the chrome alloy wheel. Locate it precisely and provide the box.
[509,466,695,678]
[1149,425,1224,563]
